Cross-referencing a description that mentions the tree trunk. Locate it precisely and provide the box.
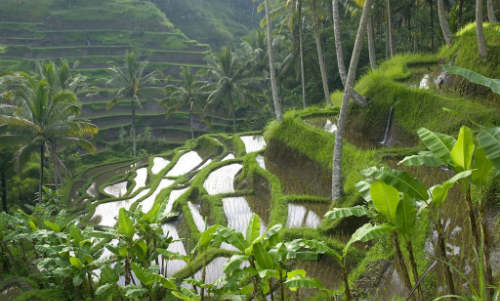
[298,0,307,109]
[342,264,352,301]
[312,0,331,105]
[230,92,236,133]
[476,0,488,58]
[437,0,453,45]
[367,15,377,69]
[479,204,494,300]
[39,142,44,203]
[331,0,369,107]
[458,0,464,30]
[264,0,282,120]
[430,0,435,50]
[386,0,394,57]
[131,100,137,157]
[1,169,7,212]
[487,0,498,22]
[407,241,422,298]
[331,0,372,201]
[190,110,194,139]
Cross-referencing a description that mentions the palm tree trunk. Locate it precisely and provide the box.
[264,0,282,121]
[298,0,307,109]
[486,0,498,22]
[312,0,331,105]
[331,0,368,107]
[437,0,453,45]
[131,100,137,157]
[331,0,372,201]
[430,0,435,50]
[458,0,464,30]
[386,0,394,57]
[190,110,194,139]
[1,169,7,212]
[367,15,377,69]
[39,142,44,203]
[230,93,236,133]
[476,0,488,58]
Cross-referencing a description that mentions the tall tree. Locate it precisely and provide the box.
[476,0,488,59]
[332,0,373,201]
[311,0,331,105]
[386,0,394,57]
[367,14,377,69]
[163,67,205,139]
[206,48,254,133]
[331,0,368,107]
[486,0,498,22]
[107,53,158,157]
[298,0,307,108]
[264,0,283,120]
[0,73,97,202]
[437,0,453,44]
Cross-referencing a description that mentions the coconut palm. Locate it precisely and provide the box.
[163,67,205,139]
[0,73,97,202]
[311,0,331,105]
[106,52,159,157]
[332,0,373,201]
[205,47,256,133]
[263,0,283,120]
[386,0,394,57]
[486,0,498,22]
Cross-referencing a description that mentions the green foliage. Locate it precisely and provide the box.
[443,65,500,95]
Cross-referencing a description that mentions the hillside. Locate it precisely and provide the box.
[0,0,250,148]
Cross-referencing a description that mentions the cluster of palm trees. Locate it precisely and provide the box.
[0,61,98,204]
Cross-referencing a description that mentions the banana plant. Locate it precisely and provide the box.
[399,125,499,297]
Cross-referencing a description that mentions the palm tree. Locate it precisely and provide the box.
[263,0,283,121]
[106,52,159,157]
[205,48,255,133]
[311,0,331,105]
[437,0,453,45]
[163,67,205,139]
[476,0,488,58]
[332,0,373,201]
[0,73,97,202]
[331,0,368,107]
[367,14,377,69]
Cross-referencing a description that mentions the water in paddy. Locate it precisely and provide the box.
[187,201,206,232]
[165,187,189,215]
[286,203,323,229]
[240,135,266,153]
[152,157,170,174]
[139,179,175,213]
[86,182,97,197]
[167,151,203,177]
[195,159,212,171]
[131,167,148,193]
[256,155,266,169]
[223,197,266,236]
[94,189,150,227]
[203,164,242,195]
[161,223,187,275]
[221,153,235,161]
[103,181,128,198]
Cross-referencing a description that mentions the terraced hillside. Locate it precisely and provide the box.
[0,0,241,146]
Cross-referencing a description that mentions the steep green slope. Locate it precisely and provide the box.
[0,0,239,146]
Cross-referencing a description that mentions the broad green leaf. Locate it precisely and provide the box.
[430,170,473,207]
[118,208,134,238]
[95,283,114,297]
[472,148,493,186]
[69,225,84,245]
[69,257,84,269]
[417,128,456,163]
[370,181,400,222]
[198,225,218,250]
[124,286,148,299]
[395,196,416,238]
[324,205,370,222]
[100,265,119,283]
[343,223,394,257]
[287,269,306,280]
[224,255,250,275]
[398,151,442,167]
[476,127,500,170]
[258,269,280,279]
[253,242,274,270]
[246,214,261,243]
[362,166,428,201]
[450,126,475,171]
[131,262,152,287]
[44,221,61,232]
[73,274,83,286]
[443,65,500,95]
[284,275,325,291]
[213,226,247,252]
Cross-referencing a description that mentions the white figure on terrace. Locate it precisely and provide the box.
[419,74,431,89]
